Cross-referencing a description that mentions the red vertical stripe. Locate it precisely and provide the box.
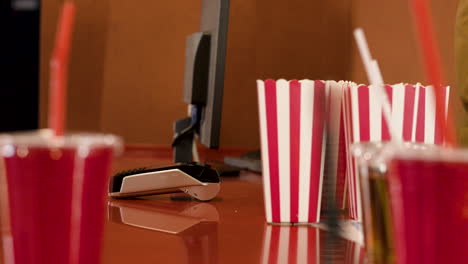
[382,85,393,141]
[269,226,280,264]
[403,85,416,141]
[345,240,352,263]
[289,81,301,223]
[358,85,370,141]
[288,227,298,264]
[309,81,326,222]
[308,228,319,263]
[265,79,281,223]
[360,246,366,263]
[434,86,446,145]
[416,87,426,142]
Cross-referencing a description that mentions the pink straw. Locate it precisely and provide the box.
[48,1,76,137]
[409,0,457,146]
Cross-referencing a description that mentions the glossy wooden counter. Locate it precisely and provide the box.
[0,148,363,263]
[100,149,365,264]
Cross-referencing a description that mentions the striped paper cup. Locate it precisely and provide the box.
[342,83,450,220]
[257,79,346,224]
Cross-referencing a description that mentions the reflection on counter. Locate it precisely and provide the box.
[108,199,219,264]
[261,224,365,264]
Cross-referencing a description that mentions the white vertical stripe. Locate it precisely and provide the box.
[277,79,291,222]
[392,84,405,141]
[257,80,272,223]
[278,227,290,264]
[299,80,314,222]
[412,84,421,142]
[297,227,308,264]
[444,86,450,145]
[446,86,450,120]
[351,85,361,142]
[261,225,272,264]
[369,85,382,141]
[70,146,87,264]
[425,86,436,144]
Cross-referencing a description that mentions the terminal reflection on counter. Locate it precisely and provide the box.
[108,200,219,264]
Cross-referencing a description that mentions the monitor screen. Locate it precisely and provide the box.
[0,0,40,132]
[197,0,229,148]
[176,0,229,162]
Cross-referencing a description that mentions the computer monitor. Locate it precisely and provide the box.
[0,0,40,132]
[197,0,229,148]
[173,0,229,163]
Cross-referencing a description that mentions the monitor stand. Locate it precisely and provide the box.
[173,117,241,176]
[173,117,195,163]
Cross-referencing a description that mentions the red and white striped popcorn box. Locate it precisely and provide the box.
[260,225,365,264]
[257,79,346,224]
[323,81,348,213]
[342,83,450,220]
[413,85,450,144]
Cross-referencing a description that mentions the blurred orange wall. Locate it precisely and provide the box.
[351,0,458,86]
[40,0,459,148]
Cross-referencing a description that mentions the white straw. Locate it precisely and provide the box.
[354,28,399,141]
[354,29,374,84]
[370,60,398,139]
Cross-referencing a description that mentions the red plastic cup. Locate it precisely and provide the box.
[387,147,468,264]
[351,142,433,264]
[0,130,122,264]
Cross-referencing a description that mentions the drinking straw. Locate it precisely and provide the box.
[409,0,457,146]
[354,29,374,83]
[48,1,76,137]
[354,28,399,141]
